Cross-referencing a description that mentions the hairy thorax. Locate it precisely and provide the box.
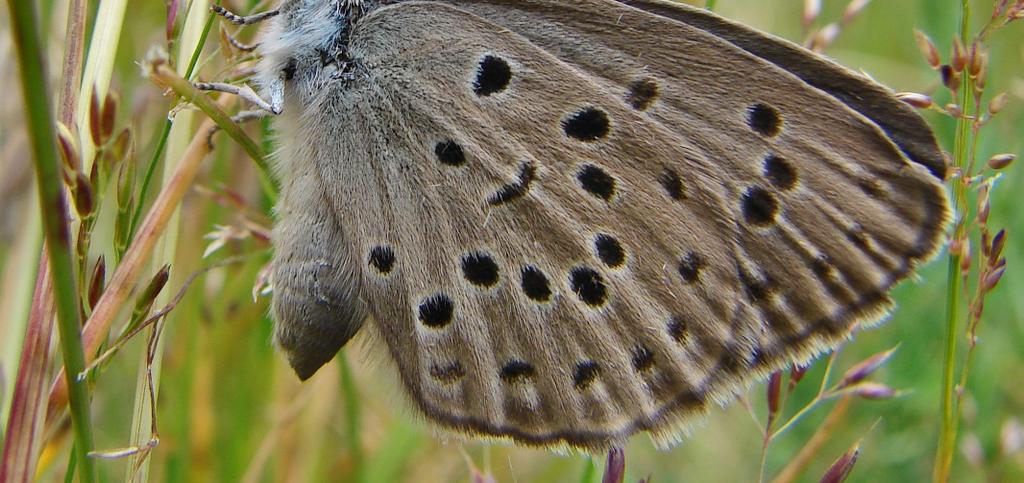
[257,0,396,105]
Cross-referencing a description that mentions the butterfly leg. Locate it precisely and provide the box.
[193,82,280,114]
[203,109,271,148]
[192,81,281,147]
[272,178,368,380]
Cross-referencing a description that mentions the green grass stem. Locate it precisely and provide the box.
[933,2,974,482]
[6,0,97,481]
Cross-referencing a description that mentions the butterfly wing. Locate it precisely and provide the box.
[279,0,948,450]
[615,0,947,179]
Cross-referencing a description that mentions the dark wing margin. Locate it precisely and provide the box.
[616,0,948,180]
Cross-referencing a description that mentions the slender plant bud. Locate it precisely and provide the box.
[57,138,79,186]
[914,30,941,68]
[114,203,133,261]
[951,37,967,72]
[166,0,180,42]
[820,441,861,483]
[975,52,989,88]
[984,265,1006,292]
[968,41,981,77]
[989,92,1009,115]
[74,172,94,218]
[897,92,933,109]
[74,229,91,297]
[941,65,960,92]
[849,382,897,400]
[603,447,625,483]
[89,86,103,146]
[135,265,171,317]
[767,371,783,421]
[977,184,990,224]
[89,155,100,188]
[993,257,1007,271]
[945,103,963,118]
[990,229,1006,261]
[837,347,897,389]
[111,128,132,164]
[987,153,1015,170]
[57,122,81,175]
[88,257,106,309]
[102,91,118,142]
[117,161,135,208]
[115,160,135,260]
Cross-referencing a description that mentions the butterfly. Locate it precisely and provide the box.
[215,0,949,451]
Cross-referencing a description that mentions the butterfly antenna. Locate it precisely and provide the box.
[210,4,280,26]
[223,29,259,52]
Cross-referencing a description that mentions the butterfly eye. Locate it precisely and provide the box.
[282,58,297,81]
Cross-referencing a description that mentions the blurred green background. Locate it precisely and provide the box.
[0,0,1021,482]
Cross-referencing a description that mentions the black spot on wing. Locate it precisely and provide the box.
[564,107,611,141]
[474,55,512,96]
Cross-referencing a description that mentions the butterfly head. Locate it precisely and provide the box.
[257,0,381,113]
